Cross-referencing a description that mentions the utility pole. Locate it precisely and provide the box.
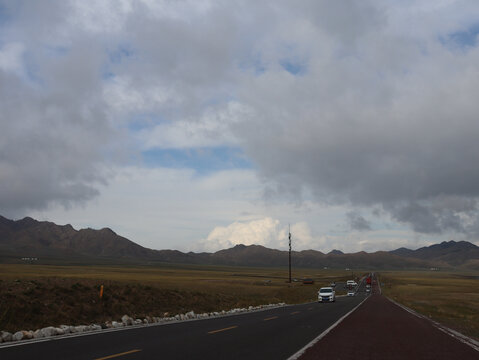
[289,224,292,283]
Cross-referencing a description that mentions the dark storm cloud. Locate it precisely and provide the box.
[0,2,116,216]
[2,0,479,241]
[233,1,479,236]
[346,211,371,231]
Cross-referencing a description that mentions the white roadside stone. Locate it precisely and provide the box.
[40,327,56,337]
[1,331,12,342]
[0,300,289,344]
[74,325,86,333]
[111,321,123,328]
[59,325,70,334]
[185,311,195,319]
[12,331,24,341]
[121,315,133,326]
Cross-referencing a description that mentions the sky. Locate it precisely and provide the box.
[1,0,479,253]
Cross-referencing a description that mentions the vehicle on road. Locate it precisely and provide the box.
[346,280,357,287]
[330,282,336,288]
[318,287,336,302]
[303,278,314,284]
[347,290,355,296]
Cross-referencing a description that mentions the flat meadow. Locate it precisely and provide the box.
[0,263,351,333]
[2,263,477,342]
[380,270,479,340]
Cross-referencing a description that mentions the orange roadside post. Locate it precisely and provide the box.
[99,285,104,300]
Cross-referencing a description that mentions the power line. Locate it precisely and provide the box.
[289,224,292,283]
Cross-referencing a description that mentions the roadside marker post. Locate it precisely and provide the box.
[99,285,104,300]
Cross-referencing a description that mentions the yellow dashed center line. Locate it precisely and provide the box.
[208,325,238,334]
[290,311,300,315]
[263,316,278,321]
[94,349,142,360]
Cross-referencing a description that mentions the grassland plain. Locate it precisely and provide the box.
[0,263,355,333]
[380,270,479,341]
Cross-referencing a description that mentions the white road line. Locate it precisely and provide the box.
[287,296,369,360]
[387,297,479,352]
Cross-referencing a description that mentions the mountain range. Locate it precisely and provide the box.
[1,215,478,270]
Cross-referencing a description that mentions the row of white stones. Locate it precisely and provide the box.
[0,303,286,344]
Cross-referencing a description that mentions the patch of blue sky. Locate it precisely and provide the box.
[141,146,253,174]
[0,2,15,26]
[127,113,165,132]
[440,23,479,49]
[108,44,135,64]
[44,45,69,58]
[202,93,237,107]
[238,53,267,75]
[22,51,44,86]
[279,59,306,75]
[102,44,135,80]
[102,69,115,80]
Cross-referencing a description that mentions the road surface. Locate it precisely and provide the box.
[298,276,479,360]
[0,284,366,360]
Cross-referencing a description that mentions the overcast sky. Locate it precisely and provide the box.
[1,0,479,253]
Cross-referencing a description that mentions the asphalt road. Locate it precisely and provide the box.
[0,286,367,360]
[300,275,479,360]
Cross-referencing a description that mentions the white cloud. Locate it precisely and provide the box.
[103,76,182,115]
[69,0,133,34]
[195,218,327,253]
[0,42,24,74]
[138,102,249,150]
[29,166,263,250]
[195,217,284,252]
[3,1,479,253]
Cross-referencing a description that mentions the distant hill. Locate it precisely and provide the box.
[389,240,479,266]
[1,215,478,269]
[0,215,159,261]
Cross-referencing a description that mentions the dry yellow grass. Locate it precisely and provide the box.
[0,263,351,296]
[380,270,479,340]
[0,263,358,332]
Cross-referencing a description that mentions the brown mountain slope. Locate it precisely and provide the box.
[389,240,479,266]
[0,216,158,260]
[0,215,477,269]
